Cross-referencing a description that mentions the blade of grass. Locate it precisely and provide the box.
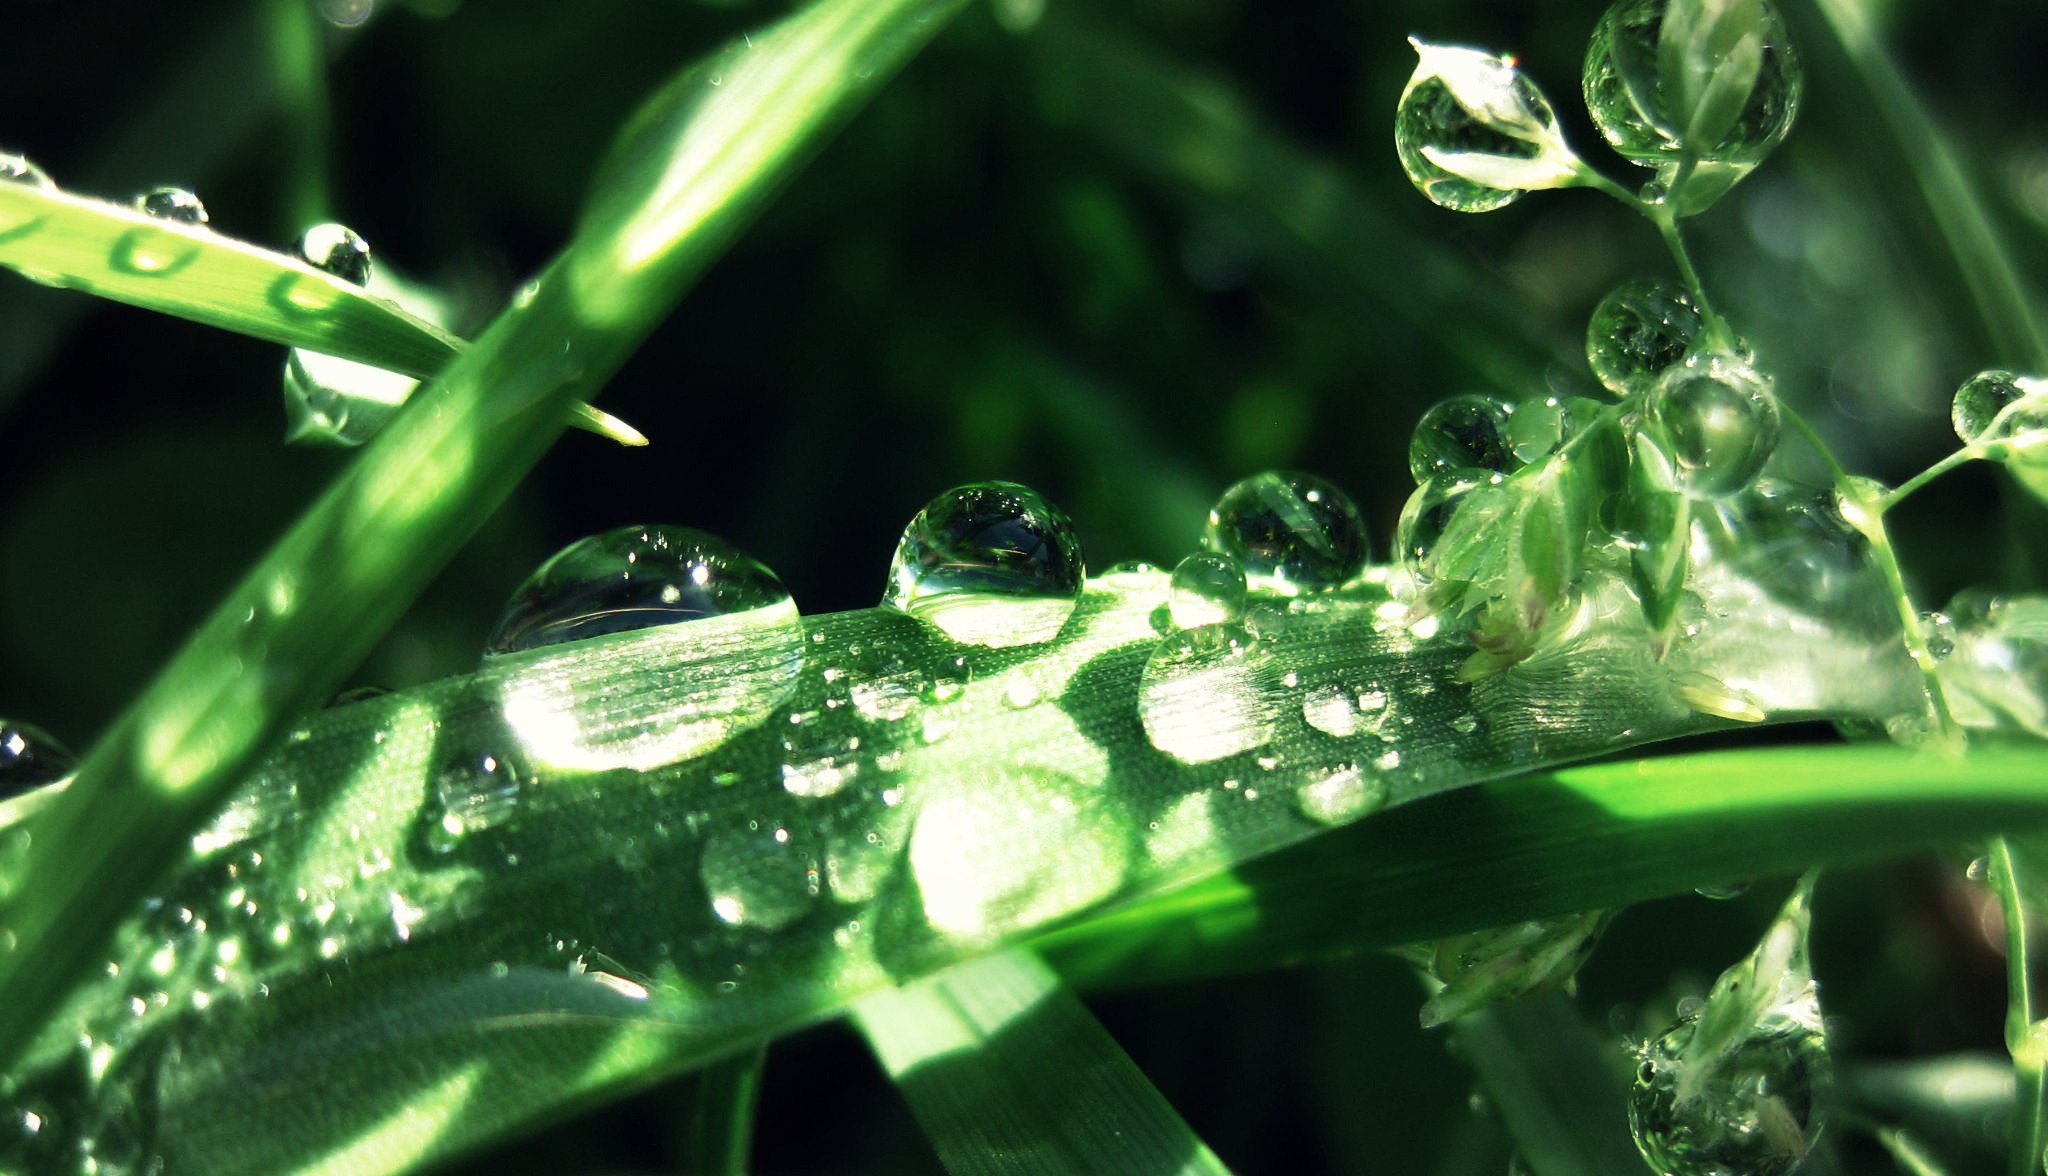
[854,948,1233,1176]
[0,179,462,377]
[1039,743,2048,989]
[1451,993,1642,1176]
[0,0,968,1075]
[682,1045,769,1176]
[262,0,336,229]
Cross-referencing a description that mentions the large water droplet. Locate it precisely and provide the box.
[1205,471,1370,595]
[1951,368,2048,468]
[881,481,1085,648]
[1583,0,1802,212]
[1587,279,1702,394]
[133,187,208,226]
[1295,762,1388,825]
[1631,878,1828,1176]
[294,223,372,286]
[0,720,76,796]
[0,153,53,189]
[423,749,522,854]
[1408,394,1520,482]
[489,525,795,655]
[1395,473,1493,582]
[701,824,821,932]
[1645,355,1779,498]
[1138,623,1280,763]
[1168,551,1247,630]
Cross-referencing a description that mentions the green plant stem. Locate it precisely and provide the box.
[1988,838,2048,1176]
[681,1045,768,1176]
[263,0,335,230]
[1884,448,1979,510]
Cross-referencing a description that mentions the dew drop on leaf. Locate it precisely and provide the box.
[1138,623,1279,763]
[1205,471,1370,595]
[881,481,1085,648]
[1295,762,1388,825]
[1645,355,1780,498]
[294,222,373,286]
[132,186,208,226]
[1409,394,1520,482]
[0,153,53,189]
[0,720,76,797]
[1395,473,1491,582]
[700,824,821,932]
[423,749,523,854]
[488,525,798,655]
[1587,278,1702,394]
[1168,551,1247,630]
[1395,39,1578,214]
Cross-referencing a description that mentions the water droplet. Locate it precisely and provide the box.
[1396,40,1580,213]
[882,481,1085,648]
[1584,0,1802,213]
[700,825,820,932]
[1295,763,1388,825]
[132,186,208,225]
[1966,856,1990,883]
[280,347,415,446]
[1587,279,1702,394]
[1951,369,2048,458]
[488,525,795,655]
[1645,354,1780,498]
[1506,395,1606,464]
[1205,471,1370,595]
[423,750,522,854]
[1168,551,1247,629]
[0,153,53,189]
[1409,394,1520,482]
[1301,685,1360,738]
[1933,593,2048,739]
[294,223,372,286]
[1631,878,1829,1176]
[1138,624,1280,763]
[1395,473,1493,581]
[1001,675,1043,710]
[0,720,76,796]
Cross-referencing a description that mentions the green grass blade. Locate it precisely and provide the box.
[0,179,461,378]
[0,0,967,1082]
[854,949,1233,1176]
[682,1045,769,1176]
[1039,743,2048,989]
[1451,994,1642,1176]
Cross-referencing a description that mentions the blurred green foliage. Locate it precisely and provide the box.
[2,0,2046,1170]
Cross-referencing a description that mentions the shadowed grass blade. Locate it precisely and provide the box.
[855,949,1233,1176]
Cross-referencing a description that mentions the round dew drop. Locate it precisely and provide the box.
[1582,0,1803,167]
[1408,393,1519,482]
[1205,471,1371,594]
[424,749,523,854]
[295,223,373,286]
[0,153,53,189]
[0,719,76,797]
[487,525,798,655]
[1586,278,1702,394]
[1645,356,1780,498]
[1168,551,1247,630]
[881,481,1085,648]
[1395,473,1490,582]
[700,825,821,932]
[1951,368,2048,450]
[133,186,208,226]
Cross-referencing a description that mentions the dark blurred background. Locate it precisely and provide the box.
[2,0,2045,1170]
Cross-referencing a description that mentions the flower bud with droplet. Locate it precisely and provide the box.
[1396,39,1583,214]
[1951,370,2048,507]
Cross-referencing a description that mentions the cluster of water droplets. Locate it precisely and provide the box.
[1630,877,1829,1176]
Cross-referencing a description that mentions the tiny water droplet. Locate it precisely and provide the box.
[0,153,53,189]
[294,222,372,286]
[1966,855,1990,884]
[1205,471,1370,595]
[488,525,796,655]
[1587,279,1702,394]
[0,720,75,796]
[1001,675,1043,710]
[1645,355,1780,498]
[1168,551,1247,630]
[882,482,1085,648]
[1301,684,1360,738]
[1138,623,1279,763]
[424,750,522,854]
[133,186,208,225]
[701,825,820,932]
[1409,394,1519,482]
